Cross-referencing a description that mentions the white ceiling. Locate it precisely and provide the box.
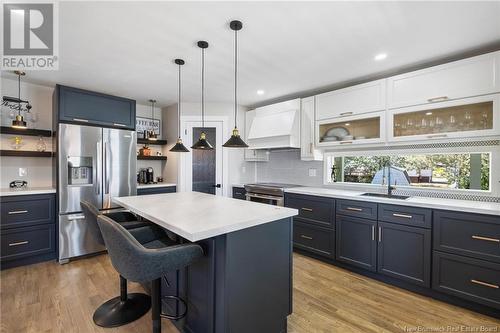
[2,1,500,107]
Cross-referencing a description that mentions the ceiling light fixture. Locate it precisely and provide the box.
[192,41,214,150]
[374,53,387,61]
[223,20,248,148]
[11,71,28,129]
[257,90,265,95]
[147,99,158,141]
[170,59,190,153]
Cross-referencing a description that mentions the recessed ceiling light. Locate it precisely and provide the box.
[256,90,265,95]
[374,53,387,61]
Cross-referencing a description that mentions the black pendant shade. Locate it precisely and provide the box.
[170,59,190,153]
[147,99,158,141]
[10,71,28,129]
[223,20,248,148]
[192,41,214,150]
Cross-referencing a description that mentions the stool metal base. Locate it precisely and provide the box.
[93,293,151,327]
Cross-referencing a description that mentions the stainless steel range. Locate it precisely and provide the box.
[244,183,301,206]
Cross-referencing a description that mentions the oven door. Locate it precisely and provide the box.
[246,193,284,206]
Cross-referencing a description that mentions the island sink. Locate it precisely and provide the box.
[361,192,410,200]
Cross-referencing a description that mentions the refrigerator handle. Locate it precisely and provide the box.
[104,142,110,194]
[95,142,101,195]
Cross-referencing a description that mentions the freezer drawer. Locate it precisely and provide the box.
[58,213,105,261]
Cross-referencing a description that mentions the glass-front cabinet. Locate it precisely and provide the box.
[388,94,500,142]
[316,111,385,147]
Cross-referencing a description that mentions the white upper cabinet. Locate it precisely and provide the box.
[315,79,386,121]
[387,51,500,109]
[300,97,322,161]
[244,109,269,162]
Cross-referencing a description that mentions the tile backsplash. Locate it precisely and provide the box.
[256,150,323,186]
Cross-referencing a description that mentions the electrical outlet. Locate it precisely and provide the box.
[19,167,27,177]
[308,168,317,177]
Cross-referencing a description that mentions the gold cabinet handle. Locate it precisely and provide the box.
[113,123,127,127]
[72,118,89,122]
[339,112,353,116]
[340,141,353,144]
[470,279,499,289]
[346,207,362,212]
[300,235,313,240]
[9,241,29,247]
[301,208,313,212]
[471,235,500,243]
[393,213,413,219]
[8,210,28,215]
[427,96,449,102]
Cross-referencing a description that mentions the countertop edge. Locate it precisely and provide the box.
[137,183,177,189]
[0,188,56,197]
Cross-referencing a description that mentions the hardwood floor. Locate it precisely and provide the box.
[1,253,498,333]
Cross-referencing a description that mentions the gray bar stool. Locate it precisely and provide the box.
[97,215,204,333]
[81,201,161,328]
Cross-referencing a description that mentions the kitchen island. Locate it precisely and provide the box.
[113,192,298,333]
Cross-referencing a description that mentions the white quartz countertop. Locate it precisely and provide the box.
[0,187,56,196]
[137,183,176,189]
[113,192,298,242]
[285,187,500,216]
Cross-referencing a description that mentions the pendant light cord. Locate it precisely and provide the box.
[234,28,238,129]
[202,47,205,129]
[17,73,21,116]
[178,64,181,138]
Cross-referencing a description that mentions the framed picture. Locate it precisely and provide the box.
[136,117,161,138]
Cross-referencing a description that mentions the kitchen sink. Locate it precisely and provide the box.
[360,193,410,200]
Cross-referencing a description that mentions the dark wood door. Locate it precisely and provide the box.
[336,215,377,271]
[192,127,217,195]
[377,222,431,287]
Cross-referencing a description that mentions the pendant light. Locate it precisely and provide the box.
[192,41,214,150]
[147,99,158,141]
[170,59,190,152]
[11,71,28,129]
[223,20,248,148]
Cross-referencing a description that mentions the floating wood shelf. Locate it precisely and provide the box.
[0,126,52,137]
[137,155,167,161]
[137,138,168,145]
[0,150,52,157]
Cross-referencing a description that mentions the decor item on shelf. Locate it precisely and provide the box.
[157,177,163,183]
[156,151,162,156]
[170,59,190,152]
[147,99,158,141]
[36,136,47,152]
[192,41,214,150]
[3,71,32,129]
[139,144,152,156]
[223,20,248,148]
[11,136,24,150]
[321,126,349,142]
[9,180,28,188]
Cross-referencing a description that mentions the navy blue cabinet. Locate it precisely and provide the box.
[0,194,56,269]
[55,85,136,130]
[137,186,176,196]
[377,222,431,287]
[232,187,246,200]
[286,193,335,228]
[293,221,335,258]
[335,215,377,271]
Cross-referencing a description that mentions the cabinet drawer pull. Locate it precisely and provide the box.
[8,210,28,215]
[470,279,499,289]
[340,141,353,144]
[378,226,382,243]
[73,118,89,122]
[301,208,313,212]
[113,123,127,127]
[392,213,413,219]
[471,235,500,243]
[300,235,313,240]
[339,112,353,116]
[346,207,362,212]
[427,134,448,139]
[235,192,243,195]
[9,241,29,247]
[427,96,449,103]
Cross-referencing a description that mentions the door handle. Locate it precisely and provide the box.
[378,226,382,243]
[8,210,28,215]
[96,142,101,195]
[371,225,375,241]
[211,184,221,188]
[104,142,110,194]
[9,241,29,247]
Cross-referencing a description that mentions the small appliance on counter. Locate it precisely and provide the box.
[137,167,155,184]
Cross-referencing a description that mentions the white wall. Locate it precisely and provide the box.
[162,102,256,193]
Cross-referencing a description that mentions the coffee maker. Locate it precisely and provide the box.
[146,167,154,184]
[138,167,155,184]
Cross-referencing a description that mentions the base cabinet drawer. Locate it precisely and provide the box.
[293,221,334,258]
[1,194,55,229]
[1,224,56,262]
[137,186,176,196]
[336,215,377,271]
[337,199,377,220]
[378,204,431,229]
[433,251,500,309]
[286,194,335,228]
[377,222,431,287]
[434,210,500,263]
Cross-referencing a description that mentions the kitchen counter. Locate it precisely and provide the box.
[114,191,297,242]
[0,187,56,196]
[136,183,176,189]
[285,187,500,216]
[113,191,297,333]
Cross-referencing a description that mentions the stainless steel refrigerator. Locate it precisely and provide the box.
[57,123,136,263]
